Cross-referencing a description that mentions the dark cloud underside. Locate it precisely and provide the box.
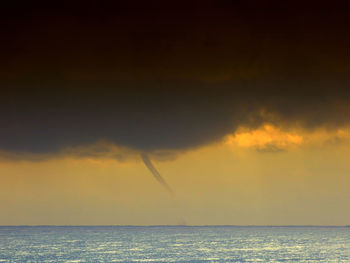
[1,1,350,154]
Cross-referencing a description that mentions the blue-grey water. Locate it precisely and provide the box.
[0,226,349,262]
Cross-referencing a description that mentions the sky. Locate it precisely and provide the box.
[1,1,350,225]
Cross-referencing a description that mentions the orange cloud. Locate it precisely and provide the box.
[226,124,350,152]
[226,124,304,151]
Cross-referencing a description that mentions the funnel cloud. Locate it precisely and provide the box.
[141,153,173,194]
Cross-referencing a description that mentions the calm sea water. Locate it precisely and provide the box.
[0,226,349,262]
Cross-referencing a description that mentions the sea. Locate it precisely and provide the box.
[0,226,349,262]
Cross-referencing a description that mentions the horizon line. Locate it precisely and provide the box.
[1,225,349,227]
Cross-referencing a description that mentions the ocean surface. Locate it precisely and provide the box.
[0,226,349,262]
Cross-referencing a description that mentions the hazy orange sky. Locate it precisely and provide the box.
[1,125,350,225]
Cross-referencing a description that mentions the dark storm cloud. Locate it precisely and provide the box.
[1,1,350,155]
